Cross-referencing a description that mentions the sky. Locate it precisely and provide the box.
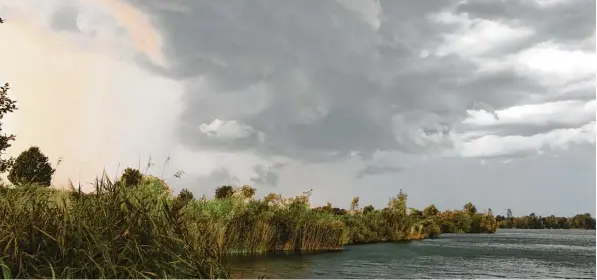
[0,0,594,217]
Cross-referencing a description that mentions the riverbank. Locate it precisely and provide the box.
[1,170,591,278]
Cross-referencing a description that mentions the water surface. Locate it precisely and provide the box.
[228,229,596,279]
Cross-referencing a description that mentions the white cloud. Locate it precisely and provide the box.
[457,121,595,158]
[455,99,596,159]
[430,12,535,57]
[515,42,596,86]
[199,119,258,140]
[464,99,596,128]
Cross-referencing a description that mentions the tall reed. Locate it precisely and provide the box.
[0,176,227,279]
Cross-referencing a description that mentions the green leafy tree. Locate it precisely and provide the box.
[363,205,375,214]
[240,185,256,199]
[215,185,234,199]
[423,204,440,218]
[409,208,423,218]
[0,83,17,174]
[8,146,54,186]
[479,209,498,233]
[463,202,477,217]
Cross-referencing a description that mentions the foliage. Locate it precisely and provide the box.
[3,173,594,279]
[496,211,596,230]
[215,185,234,199]
[439,210,472,233]
[119,167,143,187]
[240,185,256,199]
[178,188,195,202]
[463,202,477,216]
[0,177,227,279]
[0,82,17,174]
[423,204,440,218]
[363,205,375,214]
[7,146,55,187]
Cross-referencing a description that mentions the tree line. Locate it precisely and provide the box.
[496,209,596,230]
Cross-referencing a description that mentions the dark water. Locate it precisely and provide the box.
[228,229,596,279]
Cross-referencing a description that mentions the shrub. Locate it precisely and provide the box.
[215,185,233,199]
[178,188,195,202]
[240,185,256,199]
[120,167,143,187]
[7,146,55,186]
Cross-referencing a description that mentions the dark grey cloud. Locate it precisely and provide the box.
[8,0,595,215]
[123,0,593,165]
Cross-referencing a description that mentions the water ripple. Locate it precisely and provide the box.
[228,229,596,279]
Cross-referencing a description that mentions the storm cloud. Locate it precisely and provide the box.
[2,0,594,215]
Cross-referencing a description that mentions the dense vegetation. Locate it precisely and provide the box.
[496,209,596,230]
[0,174,499,278]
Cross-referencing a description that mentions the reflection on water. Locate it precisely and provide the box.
[226,229,596,279]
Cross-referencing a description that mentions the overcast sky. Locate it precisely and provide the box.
[0,0,594,216]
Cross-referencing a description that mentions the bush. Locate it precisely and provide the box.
[215,185,233,199]
[7,146,55,186]
[120,167,143,187]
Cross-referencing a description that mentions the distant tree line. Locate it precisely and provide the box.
[496,209,596,230]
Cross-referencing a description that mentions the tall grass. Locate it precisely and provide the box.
[182,194,346,255]
[0,169,498,278]
[0,175,227,279]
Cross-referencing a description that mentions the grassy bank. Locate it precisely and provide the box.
[0,176,228,279]
[0,170,502,278]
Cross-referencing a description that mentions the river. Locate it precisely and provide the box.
[227,229,596,279]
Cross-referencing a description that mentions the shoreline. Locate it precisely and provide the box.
[1,178,594,279]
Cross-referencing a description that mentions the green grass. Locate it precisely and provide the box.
[0,171,498,279]
[0,176,227,279]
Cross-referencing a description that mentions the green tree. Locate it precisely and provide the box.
[409,208,423,218]
[7,146,54,186]
[506,208,514,228]
[0,83,18,174]
[479,209,498,233]
[463,202,477,217]
[384,190,409,240]
[350,196,360,211]
[215,185,234,199]
[240,185,256,199]
[363,205,375,213]
[423,204,440,218]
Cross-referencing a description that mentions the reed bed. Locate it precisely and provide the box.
[0,176,227,279]
[0,170,498,279]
